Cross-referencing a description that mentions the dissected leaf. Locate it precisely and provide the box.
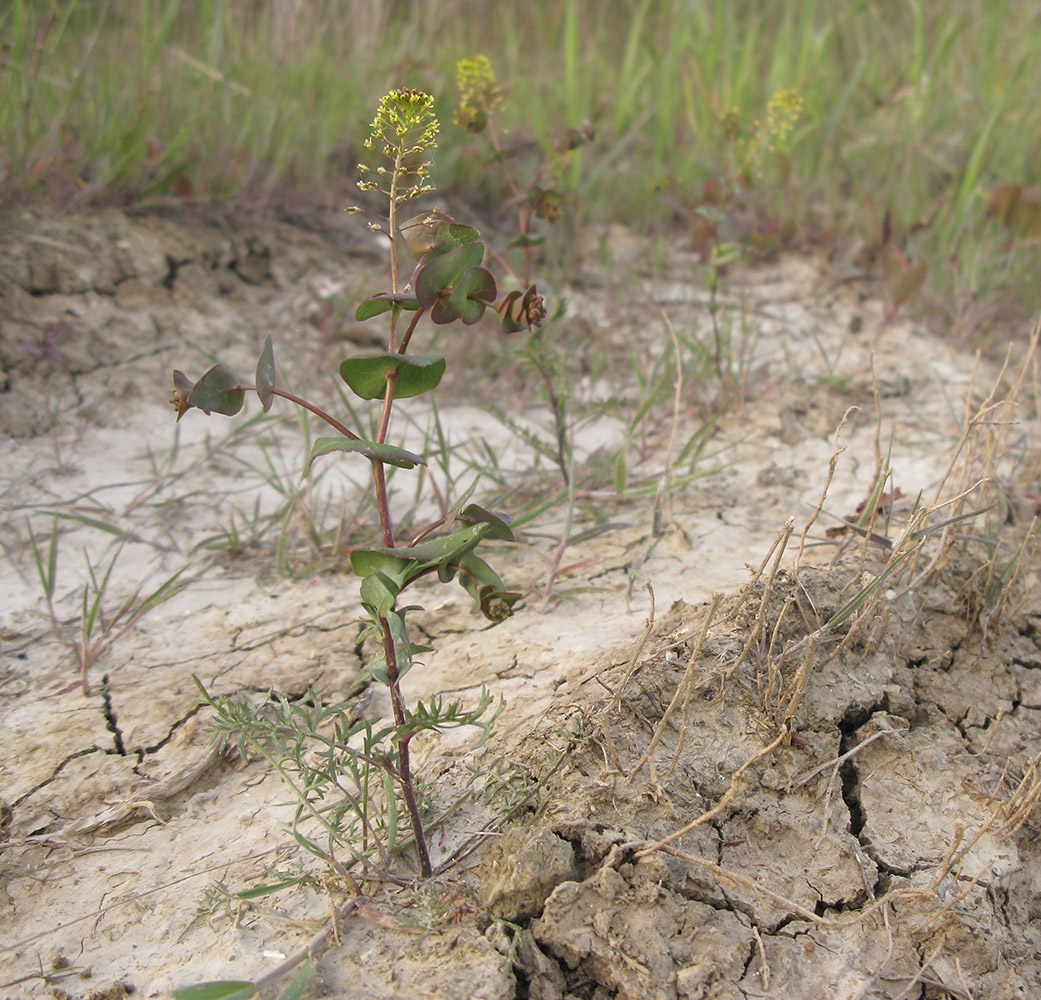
[414,242,485,309]
[355,293,421,321]
[256,335,275,411]
[187,363,245,417]
[302,436,425,477]
[339,353,446,400]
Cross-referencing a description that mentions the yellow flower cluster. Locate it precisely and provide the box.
[763,88,803,152]
[357,89,440,207]
[454,55,502,134]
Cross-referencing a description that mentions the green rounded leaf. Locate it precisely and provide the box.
[187,364,245,417]
[302,436,426,477]
[355,293,420,321]
[339,353,445,400]
[415,243,485,309]
[448,266,497,325]
[256,335,275,411]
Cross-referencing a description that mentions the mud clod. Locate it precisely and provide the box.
[479,828,579,921]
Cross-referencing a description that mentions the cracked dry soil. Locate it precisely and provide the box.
[1,206,1040,999]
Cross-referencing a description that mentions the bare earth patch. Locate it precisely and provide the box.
[1,207,1039,999]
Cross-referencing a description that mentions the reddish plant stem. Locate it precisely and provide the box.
[371,367,401,548]
[269,387,360,440]
[397,306,425,354]
[370,458,394,548]
[379,614,432,878]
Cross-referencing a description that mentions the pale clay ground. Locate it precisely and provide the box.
[1,208,1039,999]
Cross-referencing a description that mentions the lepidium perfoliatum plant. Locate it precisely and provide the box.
[170,89,545,878]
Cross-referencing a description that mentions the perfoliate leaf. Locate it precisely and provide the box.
[353,551,419,588]
[171,370,195,420]
[187,364,245,417]
[415,243,485,309]
[497,284,546,334]
[339,353,446,400]
[448,266,497,325]
[351,523,487,585]
[302,436,425,477]
[360,569,403,619]
[430,296,461,325]
[497,290,526,333]
[401,210,481,261]
[455,553,520,622]
[460,504,514,541]
[256,335,275,411]
[355,293,420,321]
[479,586,522,622]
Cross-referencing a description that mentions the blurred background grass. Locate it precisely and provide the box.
[2,0,1039,331]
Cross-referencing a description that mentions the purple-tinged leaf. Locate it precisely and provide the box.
[415,243,485,309]
[448,266,497,325]
[187,364,245,417]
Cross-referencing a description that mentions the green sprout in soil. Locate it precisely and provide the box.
[170,88,544,882]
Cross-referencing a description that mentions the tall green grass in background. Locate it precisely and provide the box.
[2,0,1040,323]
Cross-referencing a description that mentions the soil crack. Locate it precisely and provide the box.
[101,673,126,756]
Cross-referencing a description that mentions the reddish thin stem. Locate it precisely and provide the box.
[397,306,425,354]
[380,615,432,877]
[269,387,360,440]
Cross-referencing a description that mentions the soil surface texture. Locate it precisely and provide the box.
[2,206,1040,1000]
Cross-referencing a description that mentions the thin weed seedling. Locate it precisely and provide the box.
[27,516,188,695]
